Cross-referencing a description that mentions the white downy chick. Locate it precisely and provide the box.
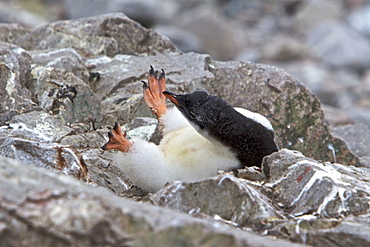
[114,107,241,192]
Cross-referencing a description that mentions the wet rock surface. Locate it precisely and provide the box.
[0,12,370,246]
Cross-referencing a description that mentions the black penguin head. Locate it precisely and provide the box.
[162,90,211,129]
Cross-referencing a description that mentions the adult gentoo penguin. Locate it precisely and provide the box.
[102,66,278,192]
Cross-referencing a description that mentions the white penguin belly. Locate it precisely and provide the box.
[160,126,240,181]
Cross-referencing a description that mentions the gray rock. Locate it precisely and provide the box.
[30,48,90,82]
[86,52,213,124]
[0,43,35,124]
[322,104,355,126]
[331,123,370,167]
[62,111,157,143]
[348,107,370,129]
[148,148,370,245]
[262,149,370,217]
[260,34,309,61]
[275,60,364,109]
[107,0,160,28]
[4,111,74,143]
[221,0,269,23]
[124,117,157,141]
[237,167,267,181]
[0,139,88,181]
[275,60,330,95]
[236,46,262,63]
[294,0,344,30]
[151,175,286,230]
[176,6,241,61]
[86,52,212,100]
[63,0,177,28]
[0,23,30,44]
[60,130,106,149]
[15,12,178,57]
[0,1,48,28]
[205,60,361,167]
[307,21,370,71]
[348,4,370,37]
[30,66,101,125]
[63,0,111,19]
[271,216,370,247]
[80,148,147,198]
[1,11,369,246]
[0,155,304,247]
[155,25,203,53]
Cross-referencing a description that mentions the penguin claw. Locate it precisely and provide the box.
[143,66,167,119]
[159,69,165,79]
[101,122,132,152]
[149,65,155,75]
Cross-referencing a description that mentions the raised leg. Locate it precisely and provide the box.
[142,66,167,119]
[101,122,132,152]
[102,66,167,152]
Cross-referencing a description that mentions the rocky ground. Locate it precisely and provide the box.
[2,0,370,127]
[0,1,370,247]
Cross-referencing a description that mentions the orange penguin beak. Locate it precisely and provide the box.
[162,91,180,106]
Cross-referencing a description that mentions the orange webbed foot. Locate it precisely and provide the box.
[142,66,167,119]
[101,122,132,153]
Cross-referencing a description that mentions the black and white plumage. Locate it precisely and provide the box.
[103,67,278,192]
[162,91,278,167]
[113,107,236,192]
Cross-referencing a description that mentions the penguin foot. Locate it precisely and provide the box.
[101,122,132,152]
[142,66,167,119]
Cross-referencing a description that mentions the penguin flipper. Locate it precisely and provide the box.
[101,122,132,153]
[142,66,167,120]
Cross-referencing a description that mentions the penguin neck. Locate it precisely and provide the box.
[185,114,232,149]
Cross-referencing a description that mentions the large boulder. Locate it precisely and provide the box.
[205,60,361,167]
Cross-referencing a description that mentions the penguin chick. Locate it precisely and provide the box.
[112,106,241,192]
[102,67,278,192]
